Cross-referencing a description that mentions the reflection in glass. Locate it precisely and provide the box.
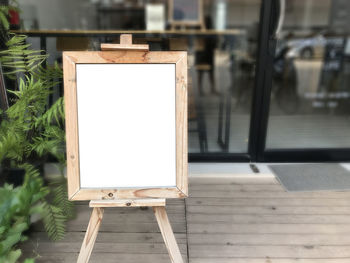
[266,0,350,149]
[17,0,261,155]
[188,1,261,154]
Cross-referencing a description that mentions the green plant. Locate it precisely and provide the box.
[0,3,72,261]
[0,163,72,262]
[0,34,65,168]
[0,15,73,259]
[0,35,47,78]
[0,66,64,165]
[0,0,18,44]
[0,33,74,240]
[0,165,46,263]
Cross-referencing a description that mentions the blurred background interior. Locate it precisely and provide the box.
[9,0,350,162]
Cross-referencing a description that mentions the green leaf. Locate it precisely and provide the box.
[50,177,75,219]
[42,202,66,241]
[0,34,48,78]
[0,11,10,30]
[0,11,74,252]
[4,249,22,263]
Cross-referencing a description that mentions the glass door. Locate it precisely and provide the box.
[259,0,350,161]
[189,0,263,161]
[17,0,267,162]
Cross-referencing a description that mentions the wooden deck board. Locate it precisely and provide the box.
[190,259,350,263]
[33,253,185,263]
[186,177,350,262]
[22,176,350,262]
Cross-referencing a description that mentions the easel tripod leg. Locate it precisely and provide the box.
[77,207,104,263]
[153,207,184,263]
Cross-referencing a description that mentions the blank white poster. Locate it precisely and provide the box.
[76,64,176,188]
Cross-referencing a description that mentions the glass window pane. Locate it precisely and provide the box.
[17,0,262,156]
[266,0,350,149]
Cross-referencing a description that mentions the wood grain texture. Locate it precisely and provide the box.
[63,51,186,64]
[175,53,188,197]
[90,198,166,207]
[100,43,149,51]
[21,176,350,262]
[30,200,186,233]
[63,50,188,200]
[71,187,187,201]
[63,54,80,199]
[154,207,185,263]
[186,177,350,262]
[77,207,104,263]
[76,203,182,262]
[101,35,149,51]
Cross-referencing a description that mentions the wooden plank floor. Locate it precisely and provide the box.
[188,177,350,263]
[22,176,350,262]
[22,198,187,263]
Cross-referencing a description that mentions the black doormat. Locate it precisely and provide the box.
[269,164,350,192]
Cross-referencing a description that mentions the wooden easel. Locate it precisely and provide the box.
[77,34,184,263]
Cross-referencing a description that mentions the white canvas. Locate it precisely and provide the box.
[75,64,176,188]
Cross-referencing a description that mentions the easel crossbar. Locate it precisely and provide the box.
[90,198,166,207]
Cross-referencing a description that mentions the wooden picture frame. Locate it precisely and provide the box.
[63,50,188,201]
[169,0,205,29]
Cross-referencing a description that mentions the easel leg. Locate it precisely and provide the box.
[153,207,184,263]
[77,207,104,263]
